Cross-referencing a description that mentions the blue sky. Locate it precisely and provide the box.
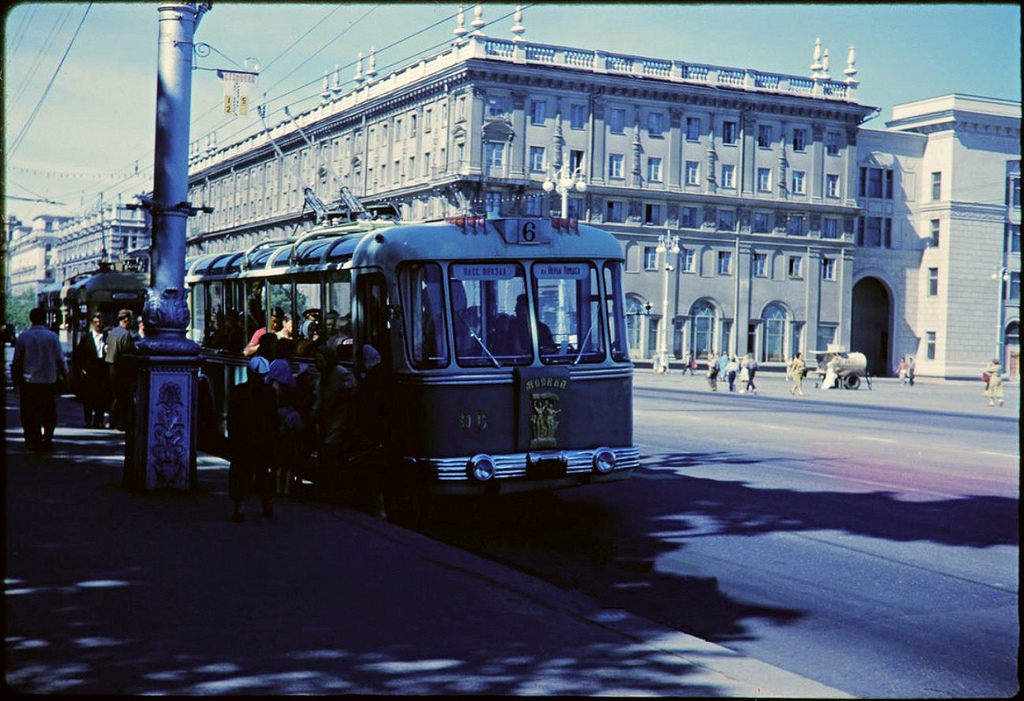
[4,2,1020,222]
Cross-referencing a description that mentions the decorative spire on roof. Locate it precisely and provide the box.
[332,64,342,96]
[453,5,467,46]
[366,46,377,80]
[844,45,858,85]
[321,71,331,102]
[353,52,364,85]
[511,4,525,43]
[471,3,485,37]
[821,48,831,80]
[810,37,823,78]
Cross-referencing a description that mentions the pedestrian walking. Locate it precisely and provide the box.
[105,309,136,431]
[228,355,279,522]
[73,313,111,427]
[789,352,806,396]
[906,356,916,387]
[897,357,909,386]
[983,359,1004,407]
[726,356,739,392]
[685,351,697,376]
[11,307,71,451]
[743,354,759,394]
[706,351,719,391]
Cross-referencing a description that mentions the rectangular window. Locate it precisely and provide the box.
[826,173,840,198]
[425,108,433,131]
[717,209,734,231]
[685,161,700,186]
[647,157,663,183]
[609,108,626,134]
[717,251,732,275]
[860,167,894,199]
[608,153,624,179]
[752,252,767,277]
[930,219,941,247]
[756,167,771,192]
[822,217,840,239]
[523,195,542,216]
[792,170,806,195]
[686,117,701,141]
[1009,272,1021,301]
[753,211,770,233]
[816,324,837,350]
[644,246,658,271]
[928,267,939,296]
[457,96,467,121]
[529,146,545,172]
[423,152,431,177]
[925,331,936,360]
[644,203,662,225]
[410,114,417,137]
[570,104,587,130]
[826,132,841,156]
[487,95,508,117]
[757,124,773,148]
[680,249,696,273]
[931,171,942,201]
[857,216,892,247]
[792,128,807,152]
[721,164,736,189]
[822,257,836,281]
[1009,223,1021,253]
[530,99,546,125]
[485,142,504,167]
[648,112,664,136]
[680,206,698,228]
[788,255,803,278]
[787,215,805,236]
[722,121,738,145]
[606,200,625,223]
[568,149,585,174]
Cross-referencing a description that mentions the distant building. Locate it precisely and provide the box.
[856,95,1021,380]
[6,214,74,298]
[50,201,151,284]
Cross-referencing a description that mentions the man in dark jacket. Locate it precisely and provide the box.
[228,355,279,522]
[12,308,70,451]
[104,309,136,430]
[74,313,111,427]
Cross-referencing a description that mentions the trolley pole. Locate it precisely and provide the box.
[123,3,210,492]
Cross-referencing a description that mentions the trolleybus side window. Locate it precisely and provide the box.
[294,277,323,356]
[356,272,389,369]
[449,261,528,367]
[534,261,605,364]
[245,281,266,342]
[400,262,449,369]
[325,271,353,361]
[603,261,630,362]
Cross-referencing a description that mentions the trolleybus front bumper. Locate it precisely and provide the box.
[408,445,640,496]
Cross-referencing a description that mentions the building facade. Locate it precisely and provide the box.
[185,21,873,371]
[50,202,151,284]
[6,214,74,298]
[855,95,1021,379]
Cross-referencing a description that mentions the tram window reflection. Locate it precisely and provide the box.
[533,262,605,364]
[449,262,529,367]
[400,262,448,368]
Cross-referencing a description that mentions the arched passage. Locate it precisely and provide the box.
[851,277,892,376]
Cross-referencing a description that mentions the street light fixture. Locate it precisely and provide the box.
[992,264,1010,365]
[542,162,587,219]
[654,227,679,374]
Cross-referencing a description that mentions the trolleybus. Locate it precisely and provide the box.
[185,215,638,515]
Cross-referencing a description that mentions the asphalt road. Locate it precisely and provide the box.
[414,374,1020,698]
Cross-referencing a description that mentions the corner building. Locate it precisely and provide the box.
[186,21,875,370]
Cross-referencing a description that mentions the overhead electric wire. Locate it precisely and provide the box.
[8,3,93,161]
[10,5,74,106]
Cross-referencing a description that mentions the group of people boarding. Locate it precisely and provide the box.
[227,306,383,523]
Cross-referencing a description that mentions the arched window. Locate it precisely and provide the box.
[762,303,788,362]
[689,299,717,360]
[625,295,646,358]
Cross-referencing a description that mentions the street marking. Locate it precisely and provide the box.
[855,436,897,443]
[981,451,1019,459]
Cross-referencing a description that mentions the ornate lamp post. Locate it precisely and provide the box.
[654,227,679,374]
[992,265,1010,365]
[542,162,586,219]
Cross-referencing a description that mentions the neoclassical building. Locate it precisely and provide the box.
[856,95,1020,379]
[185,12,873,371]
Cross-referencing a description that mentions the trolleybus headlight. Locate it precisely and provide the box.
[593,448,616,474]
[468,454,496,482]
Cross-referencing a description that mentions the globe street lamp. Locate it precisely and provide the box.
[655,228,679,374]
[543,162,587,219]
[992,265,1010,365]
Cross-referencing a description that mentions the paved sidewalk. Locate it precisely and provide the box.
[5,389,849,696]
